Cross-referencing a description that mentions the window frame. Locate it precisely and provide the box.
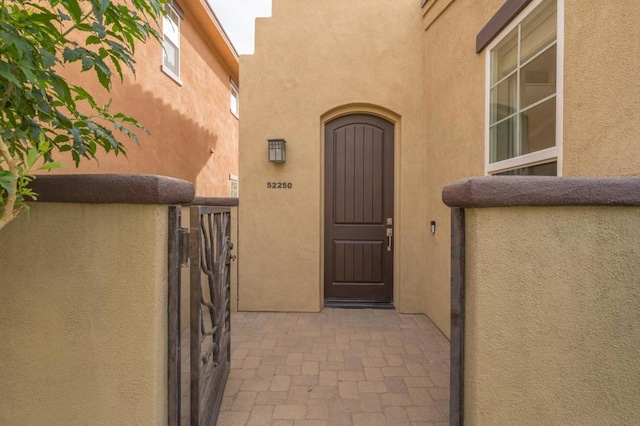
[162,3,182,84]
[229,174,239,197]
[230,79,239,118]
[484,0,564,176]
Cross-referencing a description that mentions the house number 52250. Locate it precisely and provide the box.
[267,182,293,189]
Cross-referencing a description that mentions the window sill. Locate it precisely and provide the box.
[486,146,557,175]
[161,65,183,86]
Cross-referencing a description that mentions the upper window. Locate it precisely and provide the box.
[230,80,239,118]
[486,0,562,175]
[162,5,181,82]
[229,174,239,198]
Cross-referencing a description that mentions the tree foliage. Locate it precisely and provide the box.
[0,0,166,230]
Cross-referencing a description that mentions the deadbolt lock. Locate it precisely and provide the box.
[386,217,393,226]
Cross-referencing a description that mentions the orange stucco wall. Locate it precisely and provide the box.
[47,1,239,197]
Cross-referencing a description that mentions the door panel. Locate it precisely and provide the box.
[324,114,394,304]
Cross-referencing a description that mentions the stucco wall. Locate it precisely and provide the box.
[238,0,426,312]
[422,0,505,336]
[463,206,640,424]
[0,203,169,425]
[48,2,239,197]
[422,0,640,336]
[563,0,640,176]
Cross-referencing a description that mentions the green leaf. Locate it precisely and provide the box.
[63,47,82,63]
[27,147,39,167]
[57,10,72,21]
[100,0,111,14]
[85,35,101,45]
[92,22,107,39]
[81,56,94,71]
[50,76,72,104]
[0,180,15,195]
[0,61,21,86]
[40,49,57,68]
[64,0,82,23]
[38,161,66,170]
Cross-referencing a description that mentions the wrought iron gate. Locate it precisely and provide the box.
[189,206,232,425]
[168,204,233,425]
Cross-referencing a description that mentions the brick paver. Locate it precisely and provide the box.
[218,309,450,425]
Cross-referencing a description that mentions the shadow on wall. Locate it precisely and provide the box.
[46,79,218,194]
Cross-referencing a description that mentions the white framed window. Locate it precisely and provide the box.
[485,0,563,176]
[229,174,239,197]
[230,80,239,118]
[162,4,182,83]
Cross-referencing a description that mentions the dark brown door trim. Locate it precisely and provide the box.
[324,114,394,306]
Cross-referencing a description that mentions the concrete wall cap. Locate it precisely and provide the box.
[30,174,195,205]
[442,176,640,207]
[191,196,239,206]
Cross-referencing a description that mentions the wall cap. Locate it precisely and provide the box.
[442,176,640,208]
[191,197,239,206]
[30,174,195,205]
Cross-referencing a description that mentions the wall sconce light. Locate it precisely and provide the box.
[268,139,286,163]
[430,220,436,234]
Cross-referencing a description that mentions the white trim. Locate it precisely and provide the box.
[484,0,562,175]
[230,79,239,118]
[229,174,239,181]
[556,0,564,176]
[486,146,557,173]
[161,65,183,86]
[162,4,181,82]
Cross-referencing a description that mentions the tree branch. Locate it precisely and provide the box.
[1,82,14,111]
[0,135,20,231]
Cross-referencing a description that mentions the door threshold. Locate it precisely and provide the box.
[324,300,395,309]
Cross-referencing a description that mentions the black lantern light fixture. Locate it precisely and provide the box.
[268,138,286,163]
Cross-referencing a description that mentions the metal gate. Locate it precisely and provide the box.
[167,204,233,426]
[189,206,232,425]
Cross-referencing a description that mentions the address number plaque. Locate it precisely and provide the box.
[267,182,293,189]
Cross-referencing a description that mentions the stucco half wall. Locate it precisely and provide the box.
[443,177,640,425]
[0,174,196,425]
[239,0,426,314]
[0,203,169,425]
[464,205,640,424]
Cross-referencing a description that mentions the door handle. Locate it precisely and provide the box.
[386,228,393,252]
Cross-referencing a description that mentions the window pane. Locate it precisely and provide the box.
[163,11,180,45]
[490,116,517,162]
[520,44,556,108]
[491,73,517,123]
[163,39,179,75]
[230,88,239,116]
[491,30,518,84]
[521,0,556,64]
[495,161,557,176]
[520,97,556,155]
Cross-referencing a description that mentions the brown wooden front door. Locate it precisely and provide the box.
[324,114,394,305]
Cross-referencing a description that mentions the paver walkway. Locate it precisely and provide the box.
[217,308,450,426]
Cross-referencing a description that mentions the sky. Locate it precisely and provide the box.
[207,0,272,55]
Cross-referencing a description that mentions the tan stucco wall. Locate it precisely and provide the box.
[422,0,504,336]
[239,0,638,334]
[422,0,640,336]
[238,0,426,313]
[563,0,640,176]
[47,1,239,197]
[0,203,169,425]
[464,206,640,425]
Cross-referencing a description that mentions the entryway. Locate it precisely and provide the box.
[218,309,451,424]
[324,114,395,307]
